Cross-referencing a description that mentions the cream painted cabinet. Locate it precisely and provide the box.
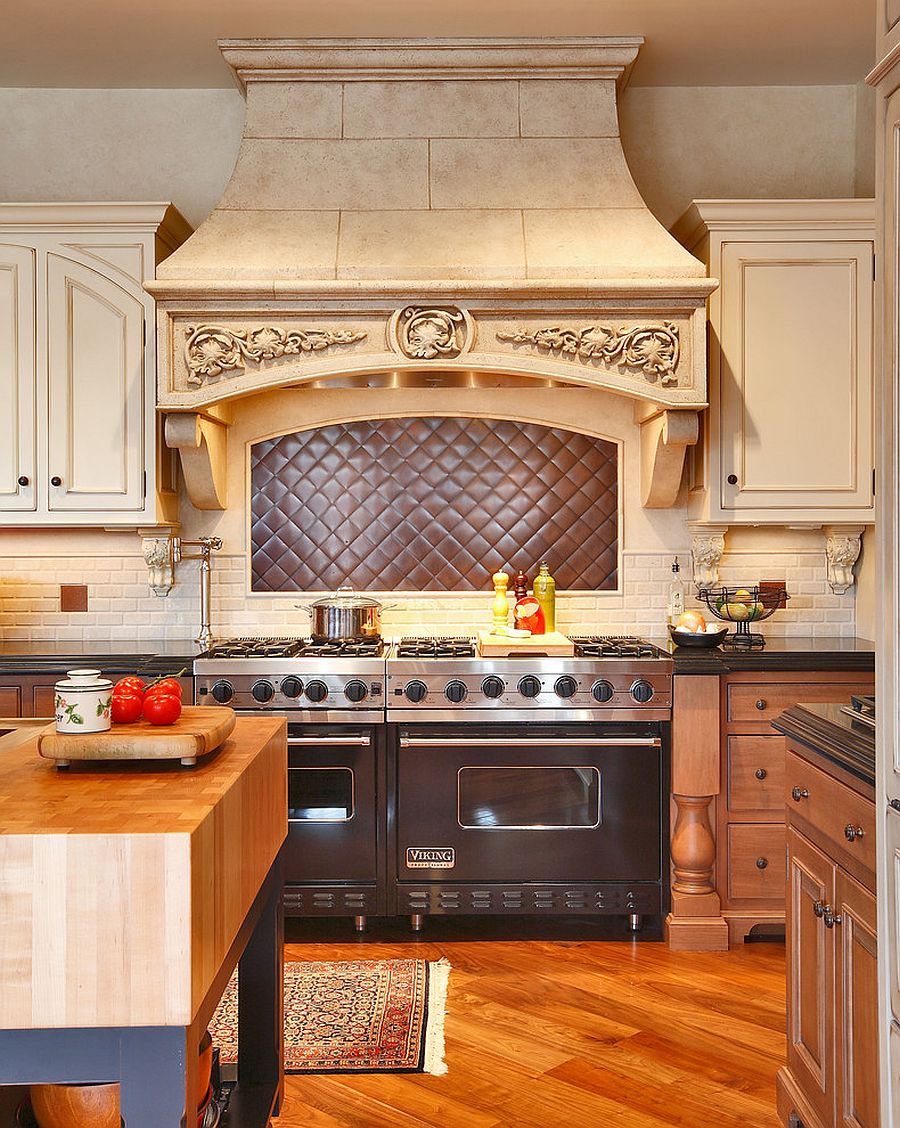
[672,201,875,525]
[0,203,191,525]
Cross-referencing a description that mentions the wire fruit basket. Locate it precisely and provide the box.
[696,585,789,649]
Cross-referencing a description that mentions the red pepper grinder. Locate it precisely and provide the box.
[513,569,529,601]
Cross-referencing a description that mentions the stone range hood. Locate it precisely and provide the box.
[147,38,717,511]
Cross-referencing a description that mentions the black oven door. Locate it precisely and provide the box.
[282,724,378,884]
[395,724,662,883]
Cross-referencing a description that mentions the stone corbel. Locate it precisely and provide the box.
[142,536,176,596]
[823,525,864,594]
[637,407,700,508]
[688,524,728,590]
[164,412,228,511]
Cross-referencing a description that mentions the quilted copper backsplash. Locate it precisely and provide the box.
[250,418,618,591]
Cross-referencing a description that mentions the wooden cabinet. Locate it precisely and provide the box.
[672,200,875,525]
[0,673,192,718]
[0,203,191,526]
[777,744,878,1128]
[717,672,874,945]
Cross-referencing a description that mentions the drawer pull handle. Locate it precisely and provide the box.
[16,475,28,487]
[50,475,62,487]
[813,900,828,918]
[755,699,767,711]
[824,910,843,929]
[755,768,767,780]
[791,786,809,802]
[844,824,865,842]
[756,857,768,869]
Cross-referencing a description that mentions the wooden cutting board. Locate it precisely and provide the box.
[477,630,575,657]
[37,706,236,767]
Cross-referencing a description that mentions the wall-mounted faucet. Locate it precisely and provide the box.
[142,535,223,647]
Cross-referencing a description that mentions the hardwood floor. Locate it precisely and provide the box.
[278,917,786,1127]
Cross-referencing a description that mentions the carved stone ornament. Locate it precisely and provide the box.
[690,528,727,590]
[184,324,368,384]
[496,321,680,384]
[389,306,471,360]
[823,525,864,595]
[142,537,175,597]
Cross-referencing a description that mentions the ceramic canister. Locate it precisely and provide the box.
[54,668,113,733]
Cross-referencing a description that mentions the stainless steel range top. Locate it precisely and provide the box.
[386,636,673,722]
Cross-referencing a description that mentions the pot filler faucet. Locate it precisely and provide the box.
[172,536,223,648]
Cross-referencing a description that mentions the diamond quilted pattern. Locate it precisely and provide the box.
[250,418,618,592]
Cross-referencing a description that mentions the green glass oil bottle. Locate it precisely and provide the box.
[532,562,556,632]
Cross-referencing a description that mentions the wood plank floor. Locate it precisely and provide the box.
[277,917,786,1128]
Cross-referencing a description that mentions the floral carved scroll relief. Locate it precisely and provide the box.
[184,324,368,384]
[388,306,473,360]
[496,322,681,385]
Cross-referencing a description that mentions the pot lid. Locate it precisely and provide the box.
[310,585,382,610]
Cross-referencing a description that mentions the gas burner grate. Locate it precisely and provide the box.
[572,636,666,659]
[203,636,384,659]
[396,636,478,658]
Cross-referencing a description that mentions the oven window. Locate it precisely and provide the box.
[457,766,600,829]
[288,767,354,822]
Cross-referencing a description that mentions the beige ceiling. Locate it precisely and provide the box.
[3,0,874,89]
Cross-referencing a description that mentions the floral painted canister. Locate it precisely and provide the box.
[54,669,113,733]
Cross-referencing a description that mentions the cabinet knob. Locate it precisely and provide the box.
[727,474,738,485]
[824,910,843,929]
[755,768,767,780]
[791,786,809,802]
[844,824,865,842]
[813,900,828,918]
[755,698,767,711]
[16,475,28,487]
[756,857,768,869]
[50,476,62,487]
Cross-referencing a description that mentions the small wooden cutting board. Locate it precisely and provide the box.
[477,630,575,657]
[37,706,236,768]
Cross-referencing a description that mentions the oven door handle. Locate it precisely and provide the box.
[288,735,371,747]
[398,736,661,748]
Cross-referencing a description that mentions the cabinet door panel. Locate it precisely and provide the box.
[31,685,56,718]
[720,240,873,513]
[0,245,36,511]
[46,253,145,511]
[835,870,879,1128]
[0,686,22,717]
[787,829,835,1128]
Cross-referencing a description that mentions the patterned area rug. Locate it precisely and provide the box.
[209,958,450,1074]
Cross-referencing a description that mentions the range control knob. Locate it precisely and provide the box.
[481,675,505,699]
[518,675,542,699]
[554,676,578,699]
[280,676,303,699]
[591,679,614,703]
[305,680,329,703]
[344,679,368,703]
[251,680,275,704]
[631,679,654,704]
[210,680,234,704]
[445,680,468,704]
[405,680,428,703]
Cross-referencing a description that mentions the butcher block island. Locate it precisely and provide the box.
[0,715,287,1127]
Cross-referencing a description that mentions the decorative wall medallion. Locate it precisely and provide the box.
[389,306,472,360]
[184,324,367,384]
[496,322,680,384]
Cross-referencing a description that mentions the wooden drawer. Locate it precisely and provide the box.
[728,681,873,724]
[785,751,875,879]
[727,735,785,812]
[0,686,22,716]
[727,823,786,901]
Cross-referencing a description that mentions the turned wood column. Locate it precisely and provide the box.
[666,675,729,951]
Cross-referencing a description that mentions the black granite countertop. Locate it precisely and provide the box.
[772,700,876,789]
[657,636,875,675]
[0,639,200,676]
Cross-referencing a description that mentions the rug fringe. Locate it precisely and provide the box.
[424,958,451,1076]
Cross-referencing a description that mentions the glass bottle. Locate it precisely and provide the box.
[532,562,556,632]
[667,557,685,626]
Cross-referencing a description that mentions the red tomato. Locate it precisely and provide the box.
[114,676,145,696]
[111,692,144,724]
[142,693,182,726]
[145,677,183,699]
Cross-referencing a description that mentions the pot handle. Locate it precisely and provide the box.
[293,604,313,615]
